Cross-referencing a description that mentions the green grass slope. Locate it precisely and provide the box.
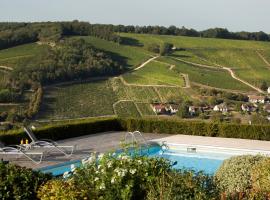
[123,61,184,86]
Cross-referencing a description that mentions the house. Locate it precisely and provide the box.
[241,104,256,112]
[169,104,178,114]
[264,104,270,113]
[267,116,270,121]
[151,104,166,115]
[268,87,270,94]
[188,106,196,116]
[248,95,265,104]
[213,103,228,113]
[241,104,251,112]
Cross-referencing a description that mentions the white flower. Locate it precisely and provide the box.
[99,183,105,190]
[129,169,136,174]
[111,177,116,184]
[107,161,112,168]
[98,153,104,159]
[94,177,99,182]
[63,171,70,179]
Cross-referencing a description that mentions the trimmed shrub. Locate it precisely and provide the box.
[0,162,52,200]
[215,155,266,194]
[251,158,270,194]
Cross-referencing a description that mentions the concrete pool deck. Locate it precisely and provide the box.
[3,132,270,169]
[2,131,171,169]
[152,134,270,152]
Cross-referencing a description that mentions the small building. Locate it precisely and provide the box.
[169,104,178,114]
[268,87,270,94]
[267,116,270,121]
[151,104,166,115]
[188,106,196,116]
[248,95,265,104]
[213,103,228,113]
[241,104,251,112]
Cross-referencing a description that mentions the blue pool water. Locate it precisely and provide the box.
[39,144,230,176]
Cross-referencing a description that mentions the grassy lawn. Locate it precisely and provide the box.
[159,57,252,91]
[123,61,184,86]
[0,43,49,67]
[77,36,151,69]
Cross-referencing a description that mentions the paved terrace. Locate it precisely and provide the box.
[3,132,270,169]
[2,132,171,169]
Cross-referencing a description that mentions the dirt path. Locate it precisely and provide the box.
[119,76,181,88]
[0,65,13,71]
[221,66,264,93]
[0,103,20,106]
[256,51,270,68]
[134,56,159,71]
[181,74,190,88]
[171,57,264,94]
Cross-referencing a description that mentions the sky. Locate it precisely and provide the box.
[0,0,269,33]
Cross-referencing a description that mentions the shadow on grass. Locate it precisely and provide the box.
[120,37,143,47]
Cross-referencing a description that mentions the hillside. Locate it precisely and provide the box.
[1,32,270,123]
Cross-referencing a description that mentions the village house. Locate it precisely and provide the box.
[169,104,178,114]
[241,104,256,112]
[268,87,270,94]
[188,106,196,116]
[248,95,265,104]
[151,104,179,115]
[213,103,228,113]
[151,104,166,115]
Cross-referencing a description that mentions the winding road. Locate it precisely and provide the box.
[0,65,13,71]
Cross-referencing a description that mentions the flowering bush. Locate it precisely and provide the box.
[70,151,172,199]
[38,149,219,200]
[0,162,52,200]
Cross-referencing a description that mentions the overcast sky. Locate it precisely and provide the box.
[0,0,269,33]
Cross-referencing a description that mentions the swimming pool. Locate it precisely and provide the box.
[38,142,267,176]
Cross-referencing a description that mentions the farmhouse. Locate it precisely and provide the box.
[213,103,228,113]
[248,95,265,104]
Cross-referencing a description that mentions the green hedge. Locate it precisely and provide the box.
[0,117,123,145]
[1,117,270,145]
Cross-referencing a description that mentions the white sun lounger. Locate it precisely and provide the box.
[24,127,74,157]
[0,141,43,164]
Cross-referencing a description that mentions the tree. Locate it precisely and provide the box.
[159,43,173,56]
[260,81,268,91]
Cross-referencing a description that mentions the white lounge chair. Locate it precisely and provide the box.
[23,127,74,157]
[0,141,43,164]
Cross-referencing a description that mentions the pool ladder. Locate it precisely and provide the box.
[124,131,150,155]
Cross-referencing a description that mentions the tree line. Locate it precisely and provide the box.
[0,21,121,50]
[112,25,270,42]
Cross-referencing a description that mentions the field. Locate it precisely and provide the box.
[38,80,118,119]
[38,77,191,119]
[0,43,48,67]
[123,61,184,86]
[120,33,270,88]
[0,71,8,89]
[158,57,252,91]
